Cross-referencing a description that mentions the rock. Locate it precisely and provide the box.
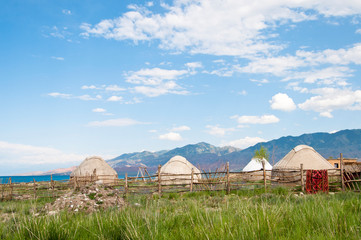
[48,210,58,216]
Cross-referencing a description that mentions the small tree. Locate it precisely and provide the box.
[254,145,269,165]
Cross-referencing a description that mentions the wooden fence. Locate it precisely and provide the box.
[1,161,355,201]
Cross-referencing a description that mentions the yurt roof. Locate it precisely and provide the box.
[242,158,273,172]
[70,156,117,177]
[160,155,201,174]
[273,145,334,170]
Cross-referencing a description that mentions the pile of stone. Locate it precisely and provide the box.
[44,185,125,214]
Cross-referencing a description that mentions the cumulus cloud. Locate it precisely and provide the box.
[105,85,126,91]
[222,136,266,149]
[87,118,146,127]
[81,85,98,90]
[158,132,182,141]
[107,96,123,102]
[185,62,203,69]
[48,92,101,101]
[125,67,189,97]
[170,125,191,132]
[270,93,297,111]
[205,125,235,137]
[231,114,280,124]
[0,141,84,165]
[62,9,72,15]
[92,108,106,113]
[298,87,361,118]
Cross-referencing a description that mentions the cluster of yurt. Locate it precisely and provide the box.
[70,155,201,186]
[159,155,202,185]
[70,156,118,185]
[241,144,336,183]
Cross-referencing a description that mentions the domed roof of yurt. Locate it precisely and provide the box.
[242,158,273,172]
[273,145,334,170]
[160,155,201,175]
[70,156,117,177]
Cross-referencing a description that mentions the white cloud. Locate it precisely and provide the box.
[133,81,188,97]
[270,93,297,111]
[81,85,98,90]
[62,9,72,15]
[0,141,84,165]
[250,79,270,85]
[170,125,191,132]
[356,29,361,34]
[126,68,188,85]
[51,56,64,61]
[232,114,280,124]
[158,132,182,141]
[92,108,106,113]
[205,125,235,137]
[105,85,126,91]
[81,1,327,57]
[222,136,266,149]
[48,92,101,101]
[298,87,361,117]
[107,96,123,102]
[87,118,146,127]
[48,92,72,99]
[185,62,203,69]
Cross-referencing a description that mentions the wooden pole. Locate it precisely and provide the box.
[262,160,266,191]
[51,174,54,198]
[340,153,345,191]
[226,162,230,194]
[300,164,304,192]
[190,168,194,192]
[158,165,162,196]
[33,178,36,199]
[124,173,128,195]
[9,177,12,200]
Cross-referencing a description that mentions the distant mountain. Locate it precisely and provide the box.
[17,166,76,176]
[107,129,361,174]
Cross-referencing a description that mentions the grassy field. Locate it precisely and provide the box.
[0,189,360,239]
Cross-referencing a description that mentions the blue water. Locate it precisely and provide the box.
[0,174,128,184]
[0,175,70,184]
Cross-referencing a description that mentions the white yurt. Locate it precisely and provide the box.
[70,156,118,185]
[159,155,201,185]
[243,158,273,172]
[272,145,334,182]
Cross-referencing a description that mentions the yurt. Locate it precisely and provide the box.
[70,156,118,185]
[243,158,273,172]
[159,155,201,185]
[272,145,334,182]
[242,158,273,181]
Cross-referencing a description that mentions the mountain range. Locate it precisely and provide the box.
[18,129,361,176]
[108,129,361,175]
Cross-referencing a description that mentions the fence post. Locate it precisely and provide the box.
[340,153,345,191]
[262,160,266,191]
[74,176,78,190]
[158,165,162,196]
[51,174,54,198]
[300,164,304,192]
[124,173,128,196]
[9,177,12,200]
[190,168,194,192]
[33,178,37,199]
[226,162,230,194]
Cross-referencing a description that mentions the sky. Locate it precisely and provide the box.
[1,0,361,175]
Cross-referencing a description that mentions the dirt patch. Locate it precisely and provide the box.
[44,185,125,214]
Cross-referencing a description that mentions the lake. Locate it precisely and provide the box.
[0,174,128,184]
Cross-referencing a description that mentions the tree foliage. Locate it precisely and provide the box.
[253,145,269,162]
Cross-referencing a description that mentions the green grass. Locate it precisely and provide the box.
[0,190,360,239]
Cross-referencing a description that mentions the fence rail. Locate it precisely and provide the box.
[2,162,354,201]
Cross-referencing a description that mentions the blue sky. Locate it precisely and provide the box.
[1,0,361,175]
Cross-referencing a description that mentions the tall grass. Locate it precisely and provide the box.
[1,191,360,239]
